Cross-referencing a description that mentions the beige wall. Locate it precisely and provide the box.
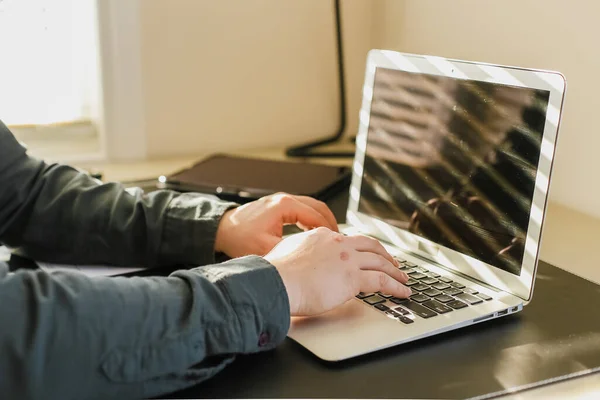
[134,0,597,217]
[139,0,373,157]
[370,0,600,219]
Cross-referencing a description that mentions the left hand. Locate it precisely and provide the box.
[214,193,339,258]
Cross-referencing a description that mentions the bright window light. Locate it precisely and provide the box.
[0,0,98,126]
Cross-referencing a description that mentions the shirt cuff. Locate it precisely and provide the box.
[158,193,238,266]
[189,255,291,354]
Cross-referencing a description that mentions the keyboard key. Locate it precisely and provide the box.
[402,301,438,318]
[404,262,417,268]
[455,293,483,305]
[377,292,393,298]
[476,293,493,301]
[422,299,453,314]
[410,293,430,303]
[439,277,453,283]
[410,283,429,294]
[356,292,372,299]
[451,282,466,289]
[394,306,409,315]
[432,283,451,291]
[435,294,454,303]
[398,315,414,324]
[412,283,430,292]
[421,277,439,285]
[427,272,441,278]
[443,288,463,296]
[409,273,427,280]
[423,288,442,297]
[375,303,390,311]
[394,257,407,263]
[390,297,409,304]
[385,310,400,317]
[463,288,479,295]
[414,267,429,273]
[363,295,386,305]
[399,266,412,272]
[447,300,468,309]
[404,279,420,287]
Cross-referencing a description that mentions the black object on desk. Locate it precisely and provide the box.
[161,154,351,204]
[6,253,39,272]
[165,191,600,399]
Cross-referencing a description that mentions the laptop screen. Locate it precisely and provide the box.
[358,67,550,275]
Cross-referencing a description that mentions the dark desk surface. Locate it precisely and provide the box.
[165,192,600,399]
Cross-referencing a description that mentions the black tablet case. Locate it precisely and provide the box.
[165,154,351,203]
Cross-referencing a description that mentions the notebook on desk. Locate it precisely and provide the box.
[1,249,145,277]
[37,262,146,277]
[0,246,10,262]
[287,50,566,361]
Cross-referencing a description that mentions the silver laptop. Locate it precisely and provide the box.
[288,50,566,361]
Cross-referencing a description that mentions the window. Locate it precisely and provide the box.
[0,0,101,159]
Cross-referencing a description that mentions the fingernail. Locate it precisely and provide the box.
[401,272,409,281]
[406,287,412,297]
[393,258,400,267]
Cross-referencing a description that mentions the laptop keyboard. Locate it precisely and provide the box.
[356,259,493,324]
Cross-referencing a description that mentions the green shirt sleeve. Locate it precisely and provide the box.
[0,120,237,267]
[0,256,290,399]
[0,121,292,399]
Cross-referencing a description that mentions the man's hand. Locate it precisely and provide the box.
[214,193,338,258]
[264,227,412,316]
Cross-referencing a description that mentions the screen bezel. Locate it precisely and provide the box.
[347,50,566,301]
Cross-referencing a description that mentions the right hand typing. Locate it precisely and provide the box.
[264,227,412,316]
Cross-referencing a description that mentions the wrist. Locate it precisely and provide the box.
[214,209,234,254]
[265,259,299,315]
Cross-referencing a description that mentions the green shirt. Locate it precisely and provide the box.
[0,120,291,400]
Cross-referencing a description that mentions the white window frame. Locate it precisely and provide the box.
[95,0,147,161]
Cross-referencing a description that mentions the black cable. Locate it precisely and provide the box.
[285,0,354,158]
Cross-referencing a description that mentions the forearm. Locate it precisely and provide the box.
[0,121,236,267]
[0,256,290,400]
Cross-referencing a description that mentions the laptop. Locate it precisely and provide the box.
[287,50,566,361]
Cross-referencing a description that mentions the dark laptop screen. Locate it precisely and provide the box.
[358,67,550,275]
